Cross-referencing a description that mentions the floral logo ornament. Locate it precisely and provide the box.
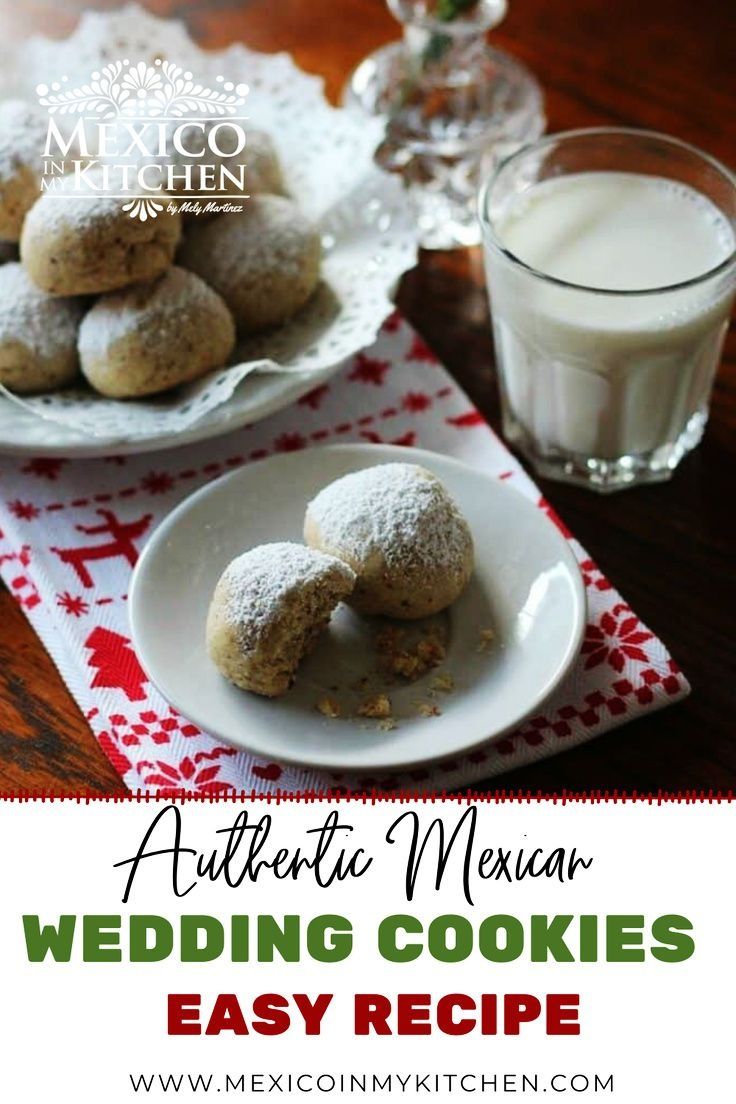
[121,196,164,222]
[36,58,248,119]
[121,60,163,100]
[581,603,653,673]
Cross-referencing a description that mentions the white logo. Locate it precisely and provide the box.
[37,60,250,220]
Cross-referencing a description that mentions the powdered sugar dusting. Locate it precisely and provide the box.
[307,463,473,572]
[0,262,83,359]
[180,194,318,283]
[245,129,285,194]
[78,266,231,360]
[23,171,142,238]
[222,541,355,645]
[0,99,47,181]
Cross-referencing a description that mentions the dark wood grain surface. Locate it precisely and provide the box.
[0,0,734,795]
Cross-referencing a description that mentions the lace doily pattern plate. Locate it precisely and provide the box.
[0,4,417,454]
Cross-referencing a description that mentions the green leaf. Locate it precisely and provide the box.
[436,0,480,21]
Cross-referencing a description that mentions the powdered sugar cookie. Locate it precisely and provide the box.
[206,542,355,697]
[243,129,286,196]
[20,181,181,295]
[78,266,235,398]
[0,262,84,393]
[304,463,474,619]
[178,194,321,333]
[0,100,48,242]
[168,124,285,204]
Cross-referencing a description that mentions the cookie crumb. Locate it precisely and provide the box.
[357,694,392,719]
[417,702,442,718]
[430,672,455,693]
[316,695,341,719]
[477,626,496,652]
[375,625,404,652]
[376,623,447,681]
[416,635,446,666]
[378,717,397,732]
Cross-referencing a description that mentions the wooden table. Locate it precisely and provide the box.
[1,0,734,795]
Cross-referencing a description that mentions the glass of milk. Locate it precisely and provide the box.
[479,128,736,491]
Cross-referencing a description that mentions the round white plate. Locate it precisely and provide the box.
[0,365,335,458]
[129,445,586,773]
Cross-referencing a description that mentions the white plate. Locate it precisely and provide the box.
[129,445,586,773]
[0,365,335,458]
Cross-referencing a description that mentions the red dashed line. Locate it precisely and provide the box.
[24,387,462,516]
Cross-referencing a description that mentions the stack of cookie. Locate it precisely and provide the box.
[0,99,322,399]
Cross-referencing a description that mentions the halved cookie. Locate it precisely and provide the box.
[206,542,355,697]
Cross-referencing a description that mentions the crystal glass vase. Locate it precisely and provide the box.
[343,0,545,249]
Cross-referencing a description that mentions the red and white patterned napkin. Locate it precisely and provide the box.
[0,313,689,793]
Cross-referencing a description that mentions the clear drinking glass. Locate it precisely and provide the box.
[479,128,736,491]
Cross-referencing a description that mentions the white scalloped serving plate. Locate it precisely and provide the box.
[0,4,417,457]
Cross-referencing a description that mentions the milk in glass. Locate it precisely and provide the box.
[487,172,735,461]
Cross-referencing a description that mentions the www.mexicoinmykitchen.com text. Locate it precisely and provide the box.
[128,1070,615,1095]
